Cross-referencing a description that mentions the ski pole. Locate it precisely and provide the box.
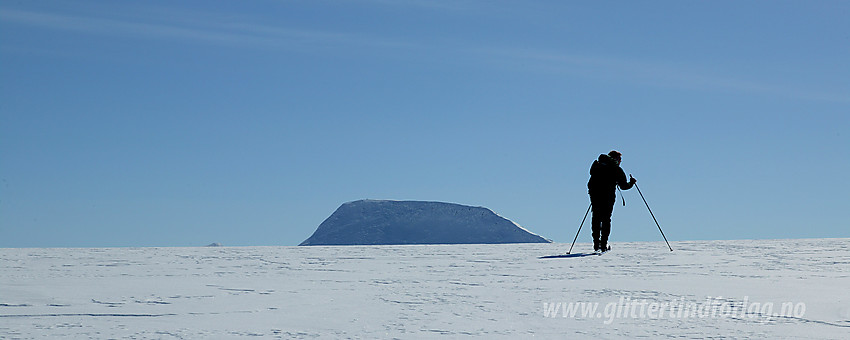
[632,175,673,251]
[567,202,592,254]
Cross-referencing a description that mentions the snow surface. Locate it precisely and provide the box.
[1,238,849,338]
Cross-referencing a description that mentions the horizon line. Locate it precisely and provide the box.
[1,236,847,249]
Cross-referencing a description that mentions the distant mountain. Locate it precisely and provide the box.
[299,200,551,246]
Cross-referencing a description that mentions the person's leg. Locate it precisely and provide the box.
[589,196,604,251]
[598,201,614,250]
[590,215,601,251]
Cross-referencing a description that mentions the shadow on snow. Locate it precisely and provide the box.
[538,253,600,259]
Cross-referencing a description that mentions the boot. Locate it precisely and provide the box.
[599,242,608,252]
[593,240,600,252]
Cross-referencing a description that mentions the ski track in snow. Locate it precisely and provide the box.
[1,239,849,338]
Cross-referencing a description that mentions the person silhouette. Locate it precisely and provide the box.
[587,150,636,252]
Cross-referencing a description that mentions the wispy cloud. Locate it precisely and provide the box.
[475,47,850,103]
[2,7,845,103]
[0,8,419,51]
[338,0,480,11]
[1,9,248,45]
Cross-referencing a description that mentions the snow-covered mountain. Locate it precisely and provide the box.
[299,199,551,246]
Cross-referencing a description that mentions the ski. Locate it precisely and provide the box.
[540,252,597,259]
[540,245,611,259]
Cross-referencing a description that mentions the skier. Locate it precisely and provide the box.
[587,150,636,252]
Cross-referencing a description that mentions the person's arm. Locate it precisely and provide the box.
[617,168,636,190]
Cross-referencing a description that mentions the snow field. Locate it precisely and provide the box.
[1,239,849,338]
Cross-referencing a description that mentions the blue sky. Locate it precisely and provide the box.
[1,1,848,247]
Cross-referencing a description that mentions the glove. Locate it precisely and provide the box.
[629,176,637,184]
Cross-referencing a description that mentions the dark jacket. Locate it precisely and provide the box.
[587,154,633,198]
